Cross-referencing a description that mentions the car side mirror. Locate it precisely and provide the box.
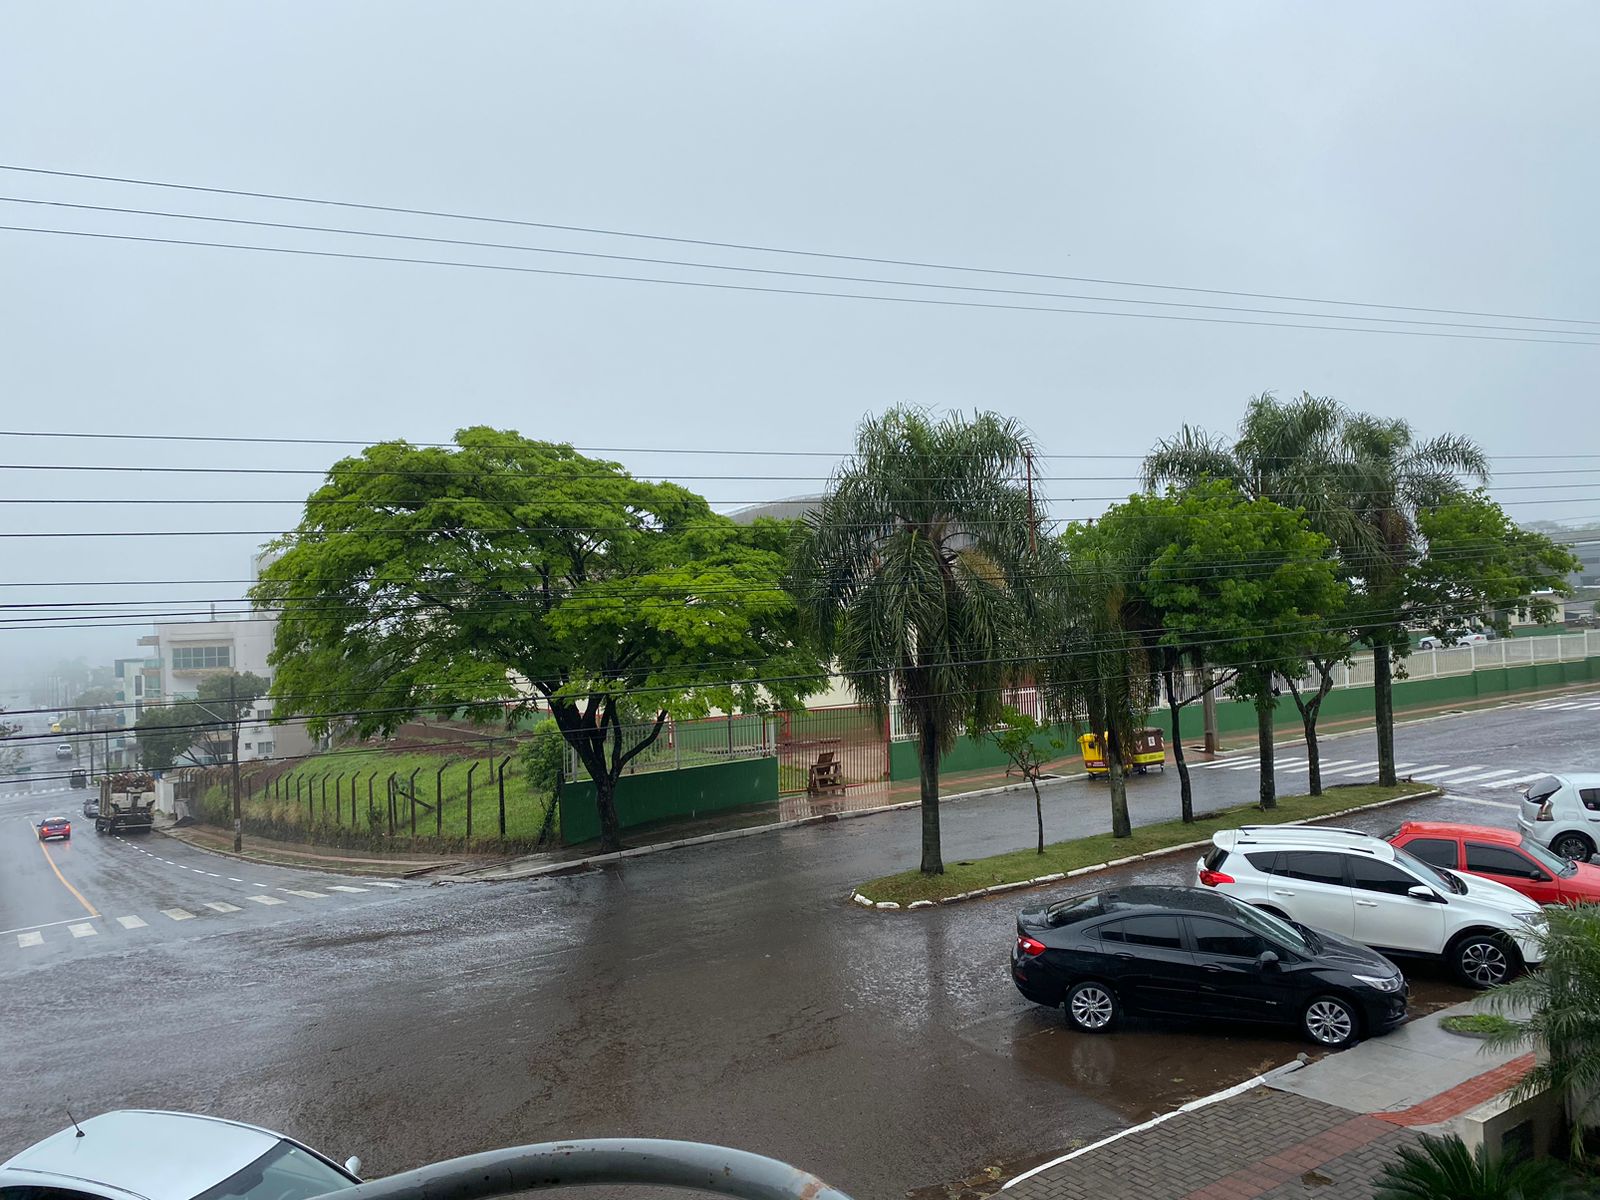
[1407,885,1442,903]
[1256,950,1280,970]
[344,1157,362,1178]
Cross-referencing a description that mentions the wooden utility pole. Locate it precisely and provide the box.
[230,673,243,852]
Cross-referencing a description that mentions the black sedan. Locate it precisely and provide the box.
[1011,884,1408,1048]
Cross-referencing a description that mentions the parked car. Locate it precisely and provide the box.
[1417,631,1488,650]
[37,817,71,842]
[1387,820,1600,906]
[1198,825,1545,987]
[1517,773,1600,864]
[0,1110,362,1200]
[1011,884,1407,1048]
[83,796,100,818]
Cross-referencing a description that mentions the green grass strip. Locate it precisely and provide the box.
[860,782,1435,906]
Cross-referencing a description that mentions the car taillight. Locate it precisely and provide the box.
[1536,802,1554,822]
[1199,869,1235,887]
[1016,936,1047,957]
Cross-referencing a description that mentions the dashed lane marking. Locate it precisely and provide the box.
[116,915,147,929]
[326,885,367,893]
[69,922,97,938]
[282,888,327,899]
[161,908,196,921]
[17,932,42,948]
[227,877,244,883]
[204,902,242,913]
[248,895,284,906]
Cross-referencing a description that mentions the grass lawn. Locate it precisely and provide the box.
[860,782,1435,906]
[1440,1013,1519,1038]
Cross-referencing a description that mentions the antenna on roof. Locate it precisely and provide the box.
[66,1108,85,1138]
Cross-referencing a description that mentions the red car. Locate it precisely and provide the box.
[1387,820,1600,906]
[37,817,71,842]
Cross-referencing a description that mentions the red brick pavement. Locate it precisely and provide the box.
[1374,1052,1535,1127]
[1177,1113,1396,1200]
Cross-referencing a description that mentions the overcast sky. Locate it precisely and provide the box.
[3,2,1598,678]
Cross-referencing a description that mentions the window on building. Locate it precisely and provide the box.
[171,645,233,671]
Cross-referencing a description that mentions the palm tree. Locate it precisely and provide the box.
[1373,1133,1587,1200]
[790,407,1040,875]
[1338,415,1487,785]
[1485,903,1600,1162]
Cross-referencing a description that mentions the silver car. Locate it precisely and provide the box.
[0,1110,361,1200]
[1518,772,1600,863]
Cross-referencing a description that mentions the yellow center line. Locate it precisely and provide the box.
[31,823,99,919]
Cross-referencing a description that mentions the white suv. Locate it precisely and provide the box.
[1197,825,1546,987]
[1517,773,1600,864]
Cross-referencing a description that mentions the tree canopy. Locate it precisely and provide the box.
[134,671,270,769]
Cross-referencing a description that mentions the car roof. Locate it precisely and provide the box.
[1058,884,1249,921]
[1551,773,1600,788]
[0,1110,283,1200]
[42,816,69,823]
[1392,820,1521,846]
[1213,825,1396,859]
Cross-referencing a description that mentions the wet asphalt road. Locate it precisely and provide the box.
[1,689,1596,1200]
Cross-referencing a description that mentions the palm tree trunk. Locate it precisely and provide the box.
[1374,641,1397,787]
[1256,692,1277,811]
[1164,662,1193,823]
[918,718,943,875]
[1031,774,1044,854]
[1107,725,1131,838]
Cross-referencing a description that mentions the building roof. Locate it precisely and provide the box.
[725,496,824,524]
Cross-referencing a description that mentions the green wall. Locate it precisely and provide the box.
[886,654,1600,780]
[560,756,779,845]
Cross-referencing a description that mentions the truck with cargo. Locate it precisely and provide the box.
[97,771,155,834]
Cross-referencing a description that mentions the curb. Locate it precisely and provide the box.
[849,786,1445,910]
[156,824,450,879]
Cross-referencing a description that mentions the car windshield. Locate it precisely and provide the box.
[1222,896,1313,956]
[1519,836,1579,878]
[191,1141,355,1200]
[1393,846,1465,894]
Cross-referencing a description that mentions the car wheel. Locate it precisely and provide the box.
[1552,832,1595,864]
[1302,995,1360,1048]
[1452,933,1518,989]
[1064,981,1119,1034]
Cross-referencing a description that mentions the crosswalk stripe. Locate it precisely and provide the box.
[366,881,402,888]
[116,915,147,929]
[1226,760,1263,771]
[282,888,327,899]
[204,902,242,913]
[1280,758,1355,774]
[1325,761,1380,776]
[326,885,367,893]
[248,895,284,906]
[69,922,97,938]
[1578,703,1600,712]
[161,908,195,921]
[17,931,42,948]
[1446,768,1524,785]
[1414,765,1489,781]
[1445,794,1519,809]
[1196,758,1249,770]
[1404,764,1453,777]
[1500,773,1546,785]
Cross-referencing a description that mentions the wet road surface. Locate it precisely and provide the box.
[1,690,1592,1199]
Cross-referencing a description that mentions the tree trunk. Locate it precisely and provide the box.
[918,718,943,875]
[1106,725,1131,838]
[1164,663,1193,823]
[593,772,623,852]
[1031,775,1044,854]
[1374,641,1397,787]
[1287,665,1337,798]
[1256,691,1277,811]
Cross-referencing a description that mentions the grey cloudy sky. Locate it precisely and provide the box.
[3,2,1598,674]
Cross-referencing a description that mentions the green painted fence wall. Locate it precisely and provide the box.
[560,756,779,845]
[887,654,1600,781]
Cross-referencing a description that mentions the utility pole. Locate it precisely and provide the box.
[230,673,243,853]
[1201,668,1219,755]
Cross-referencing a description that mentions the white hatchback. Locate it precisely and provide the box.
[1517,773,1600,864]
[1198,825,1546,987]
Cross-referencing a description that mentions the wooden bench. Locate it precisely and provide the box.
[808,750,845,795]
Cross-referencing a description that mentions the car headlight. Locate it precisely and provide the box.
[1514,911,1548,931]
[1354,973,1404,993]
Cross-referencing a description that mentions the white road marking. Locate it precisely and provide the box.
[1196,758,1251,770]
[161,908,196,921]
[1226,759,1265,771]
[204,902,242,913]
[1445,793,1519,809]
[1413,765,1490,781]
[1500,773,1546,785]
[326,885,367,893]
[69,922,97,938]
[1324,760,1380,776]
[1404,764,1453,776]
[116,915,147,929]
[1279,758,1354,774]
[227,877,244,883]
[282,888,327,899]
[366,881,402,888]
[1445,768,1524,785]
[248,895,285,905]
[17,931,43,948]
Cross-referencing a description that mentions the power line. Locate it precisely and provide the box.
[5,222,1596,347]
[6,161,1597,328]
[8,193,1599,340]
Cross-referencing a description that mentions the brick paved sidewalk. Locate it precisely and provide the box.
[1005,1087,1421,1200]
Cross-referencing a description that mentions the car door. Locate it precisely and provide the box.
[1094,915,1199,1016]
[1348,855,1445,954]
[1184,915,1296,1024]
[1266,851,1356,936]
[1464,841,1560,905]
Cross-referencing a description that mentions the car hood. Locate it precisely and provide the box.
[1302,925,1400,976]
[1451,870,1542,917]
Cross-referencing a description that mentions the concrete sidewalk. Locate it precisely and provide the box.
[1003,1000,1533,1200]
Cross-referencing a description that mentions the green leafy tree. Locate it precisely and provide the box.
[791,407,1040,875]
[1485,904,1600,1162]
[519,718,566,796]
[1373,1133,1588,1200]
[253,428,822,853]
[0,707,20,774]
[1282,616,1355,796]
[133,672,271,769]
[988,707,1065,854]
[134,704,208,770]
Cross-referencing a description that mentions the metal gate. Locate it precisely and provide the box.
[774,705,889,797]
